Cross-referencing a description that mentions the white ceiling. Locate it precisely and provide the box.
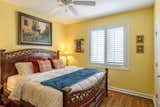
[4,0,154,24]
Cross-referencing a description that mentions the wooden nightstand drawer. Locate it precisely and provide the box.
[1,94,10,106]
[0,84,2,92]
[0,84,10,107]
[0,84,3,105]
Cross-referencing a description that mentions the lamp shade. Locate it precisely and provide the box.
[60,51,72,66]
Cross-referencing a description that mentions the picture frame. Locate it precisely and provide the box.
[75,39,84,53]
[136,45,144,53]
[18,12,52,46]
[136,35,144,43]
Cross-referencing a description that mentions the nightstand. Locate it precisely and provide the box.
[0,84,10,106]
[0,84,3,105]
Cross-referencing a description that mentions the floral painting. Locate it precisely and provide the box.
[18,12,52,46]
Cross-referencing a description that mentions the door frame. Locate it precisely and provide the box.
[155,17,160,107]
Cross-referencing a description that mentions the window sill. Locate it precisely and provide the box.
[106,66,129,71]
[88,63,128,71]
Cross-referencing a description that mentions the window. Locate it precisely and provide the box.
[89,23,129,70]
[90,29,105,64]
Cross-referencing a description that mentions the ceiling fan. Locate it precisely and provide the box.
[52,0,96,16]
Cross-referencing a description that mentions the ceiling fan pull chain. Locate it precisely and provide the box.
[65,6,68,12]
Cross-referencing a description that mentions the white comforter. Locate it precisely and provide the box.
[9,66,105,107]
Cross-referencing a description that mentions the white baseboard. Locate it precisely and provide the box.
[153,96,157,107]
[109,86,156,107]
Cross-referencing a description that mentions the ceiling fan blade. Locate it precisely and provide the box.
[68,5,78,15]
[49,5,63,16]
[73,1,96,6]
[49,6,63,16]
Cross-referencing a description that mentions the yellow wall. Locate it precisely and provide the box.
[155,0,160,19]
[0,0,155,95]
[65,7,154,95]
[0,0,66,51]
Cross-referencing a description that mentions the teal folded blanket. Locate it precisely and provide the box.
[40,68,101,91]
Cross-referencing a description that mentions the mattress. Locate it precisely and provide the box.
[8,66,105,107]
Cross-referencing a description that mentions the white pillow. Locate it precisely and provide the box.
[15,62,34,75]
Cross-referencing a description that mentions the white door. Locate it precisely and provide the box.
[155,18,160,107]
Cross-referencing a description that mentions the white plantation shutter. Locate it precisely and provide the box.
[90,29,105,64]
[106,26,125,65]
[89,23,129,69]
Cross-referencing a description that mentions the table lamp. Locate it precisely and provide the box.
[62,52,72,66]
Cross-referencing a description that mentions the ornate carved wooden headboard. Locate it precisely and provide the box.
[0,49,59,84]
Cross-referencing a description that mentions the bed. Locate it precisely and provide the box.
[0,49,108,107]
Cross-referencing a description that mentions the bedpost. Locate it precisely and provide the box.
[0,49,5,84]
[105,68,108,96]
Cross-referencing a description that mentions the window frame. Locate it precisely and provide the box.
[89,23,129,70]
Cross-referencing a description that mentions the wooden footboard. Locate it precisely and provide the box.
[2,69,108,107]
[62,69,108,107]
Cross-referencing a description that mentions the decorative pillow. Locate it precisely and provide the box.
[15,62,34,75]
[37,60,52,72]
[29,58,46,73]
[52,59,65,69]
[48,57,58,68]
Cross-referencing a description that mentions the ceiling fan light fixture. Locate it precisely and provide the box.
[54,0,96,16]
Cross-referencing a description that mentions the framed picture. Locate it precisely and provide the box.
[136,35,144,43]
[75,39,84,53]
[136,45,144,53]
[18,12,52,46]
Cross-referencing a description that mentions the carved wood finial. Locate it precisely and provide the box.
[62,87,72,93]
[105,68,108,72]
[105,68,108,96]
[0,49,5,53]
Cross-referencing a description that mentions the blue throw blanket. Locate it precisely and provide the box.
[40,68,101,91]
